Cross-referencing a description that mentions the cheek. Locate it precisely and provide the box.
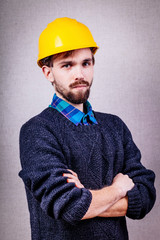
[53,72,65,84]
[85,68,94,80]
[57,70,72,80]
[54,73,70,89]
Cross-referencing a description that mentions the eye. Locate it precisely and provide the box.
[83,61,91,67]
[62,64,71,69]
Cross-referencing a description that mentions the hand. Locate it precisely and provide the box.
[112,173,134,198]
[63,169,84,188]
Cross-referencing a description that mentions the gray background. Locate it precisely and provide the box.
[0,0,160,239]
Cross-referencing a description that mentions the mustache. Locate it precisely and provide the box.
[69,80,89,88]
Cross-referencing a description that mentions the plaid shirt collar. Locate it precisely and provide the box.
[49,94,98,126]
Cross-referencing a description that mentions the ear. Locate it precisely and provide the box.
[42,66,54,84]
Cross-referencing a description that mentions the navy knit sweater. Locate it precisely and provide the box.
[19,107,156,240]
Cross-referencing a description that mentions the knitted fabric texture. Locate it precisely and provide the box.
[19,107,156,240]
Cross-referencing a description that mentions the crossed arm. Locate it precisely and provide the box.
[63,170,134,219]
[20,119,156,224]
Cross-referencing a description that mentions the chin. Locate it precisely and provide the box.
[66,90,90,104]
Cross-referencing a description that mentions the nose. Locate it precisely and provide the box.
[74,66,84,80]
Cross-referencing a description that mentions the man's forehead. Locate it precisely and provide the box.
[55,48,92,62]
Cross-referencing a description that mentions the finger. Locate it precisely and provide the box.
[67,169,78,177]
[63,173,78,180]
[67,178,84,188]
[66,178,79,187]
[67,178,77,184]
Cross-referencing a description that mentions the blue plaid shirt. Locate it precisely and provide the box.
[49,94,98,126]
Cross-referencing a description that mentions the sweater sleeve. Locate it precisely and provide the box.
[19,117,92,225]
[121,121,156,219]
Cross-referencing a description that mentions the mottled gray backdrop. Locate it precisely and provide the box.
[0,0,160,239]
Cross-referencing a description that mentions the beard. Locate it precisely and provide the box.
[54,79,93,104]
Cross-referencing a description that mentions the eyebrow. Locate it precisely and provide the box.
[82,58,93,62]
[58,58,93,66]
[58,61,73,66]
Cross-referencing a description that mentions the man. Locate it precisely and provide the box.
[19,17,156,240]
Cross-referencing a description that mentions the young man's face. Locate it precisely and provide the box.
[50,48,94,104]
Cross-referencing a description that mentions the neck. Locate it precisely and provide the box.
[71,103,84,112]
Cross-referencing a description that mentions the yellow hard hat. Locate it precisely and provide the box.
[37,17,98,67]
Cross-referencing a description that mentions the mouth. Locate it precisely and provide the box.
[72,84,88,89]
[70,80,89,89]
